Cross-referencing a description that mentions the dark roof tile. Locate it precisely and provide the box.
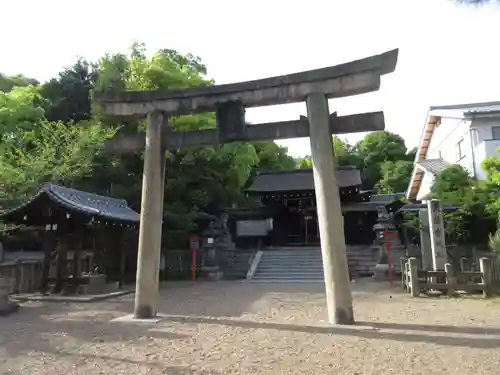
[0,184,140,223]
[246,167,361,193]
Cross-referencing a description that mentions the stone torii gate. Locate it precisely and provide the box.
[95,48,398,325]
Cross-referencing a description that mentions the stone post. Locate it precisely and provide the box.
[418,209,432,270]
[306,92,354,325]
[444,262,456,296]
[427,199,447,270]
[408,257,420,297]
[152,123,167,295]
[134,111,164,319]
[479,257,492,298]
[404,260,411,293]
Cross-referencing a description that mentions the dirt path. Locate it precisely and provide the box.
[1,280,500,374]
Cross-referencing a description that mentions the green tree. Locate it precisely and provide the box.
[0,73,39,92]
[429,165,472,198]
[252,142,296,171]
[0,122,114,210]
[39,59,96,123]
[0,85,46,144]
[427,165,494,244]
[482,152,500,217]
[297,136,361,169]
[375,160,414,193]
[90,43,291,247]
[0,70,113,210]
[355,131,410,189]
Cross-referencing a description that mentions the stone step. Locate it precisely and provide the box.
[259,266,324,269]
[255,269,324,274]
[251,249,377,282]
[249,279,325,283]
[260,258,323,262]
[253,275,324,280]
[257,264,324,268]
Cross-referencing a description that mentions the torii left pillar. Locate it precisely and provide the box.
[134,111,165,319]
[307,93,354,325]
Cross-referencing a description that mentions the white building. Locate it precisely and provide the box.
[407,101,500,201]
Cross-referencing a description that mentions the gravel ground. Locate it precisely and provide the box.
[1,280,500,375]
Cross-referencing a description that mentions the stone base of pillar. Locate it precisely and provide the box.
[111,313,163,324]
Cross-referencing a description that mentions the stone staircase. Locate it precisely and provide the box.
[218,249,256,280]
[250,246,380,282]
[347,245,380,277]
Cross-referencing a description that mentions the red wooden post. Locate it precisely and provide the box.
[383,231,396,285]
[189,235,200,281]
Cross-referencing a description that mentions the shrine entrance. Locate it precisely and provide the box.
[272,197,319,246]
[95,48,399,325]
[246,168,371,246]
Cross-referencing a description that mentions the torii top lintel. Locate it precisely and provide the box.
[94,49,398,117]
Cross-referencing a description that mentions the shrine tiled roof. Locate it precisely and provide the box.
[0,184,140,224]
[246,167,362,193]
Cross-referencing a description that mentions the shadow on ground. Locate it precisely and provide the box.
[104,279,401,317]
[1,278,499,365]
[18,347,224,375]
[156,315,500,349]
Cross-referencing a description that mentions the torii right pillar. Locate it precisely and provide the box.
[307,92,354,325]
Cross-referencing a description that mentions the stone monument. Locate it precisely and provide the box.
[200,220,222,280]
[200,212,237,280]
[427,199,448,270]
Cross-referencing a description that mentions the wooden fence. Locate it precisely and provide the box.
[0,247,255,293]
[401,256,494,297]
[0,251,94,294]
[459,254,500,286]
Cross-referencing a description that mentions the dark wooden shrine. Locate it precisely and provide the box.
[237,167,405,246]
[0,184,139,294]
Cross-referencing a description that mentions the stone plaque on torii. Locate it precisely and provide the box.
[95,48,399,325]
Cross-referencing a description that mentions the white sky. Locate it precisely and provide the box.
[3,0,500,157]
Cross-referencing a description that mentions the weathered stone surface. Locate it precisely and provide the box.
[95,49,398,117]
[104,111,386,154]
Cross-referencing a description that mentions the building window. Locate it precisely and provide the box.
[492,126,500,140]
[456,139,465,161]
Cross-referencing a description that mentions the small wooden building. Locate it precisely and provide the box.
[0,184,139,294]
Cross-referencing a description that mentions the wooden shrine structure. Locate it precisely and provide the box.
[240,167,404,246]
[95,48,399,325]
[0,184,139,294]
